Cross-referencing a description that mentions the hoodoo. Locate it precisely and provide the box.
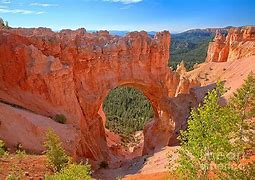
[206,26,255,62]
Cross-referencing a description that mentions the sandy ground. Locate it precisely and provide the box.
[0,154,49,180]
[94,146,179,180]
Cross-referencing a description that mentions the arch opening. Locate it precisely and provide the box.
[102,86,155,158]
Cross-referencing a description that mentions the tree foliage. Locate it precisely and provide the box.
[173,82,240,179]
[103,87,154,140]
[46,163,92,180]
[230,72,255,152]
[170,74,255,179]
[44,129,69,172]
[44,129,92,179]
[170,31,214,71]
[0,139,6,157]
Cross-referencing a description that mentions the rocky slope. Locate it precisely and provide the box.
[206,26,255,62]
[0,27,199,165]
[188,55,255,98]
[189,26,255,98]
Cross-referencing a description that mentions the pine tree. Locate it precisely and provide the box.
[230,72,255,152]
[172,82,240,179]
[170,75,255,179]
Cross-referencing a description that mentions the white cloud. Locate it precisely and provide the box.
[30,3,59,7]
[0,5,7,8]
[103,0,142,4]
[1,0,11,4]
[35,11,46,14]
[0,8,45,14]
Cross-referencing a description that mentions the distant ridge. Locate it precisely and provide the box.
[183,26,233,34]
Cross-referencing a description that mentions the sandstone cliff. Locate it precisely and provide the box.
[0,27,199,163]
[206,26,255,62]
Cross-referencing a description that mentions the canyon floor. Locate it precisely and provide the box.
[0,146,177,180]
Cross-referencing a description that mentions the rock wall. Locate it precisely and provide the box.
[0,28,198,162]
[0,102,78,155]
[206,26,255,62]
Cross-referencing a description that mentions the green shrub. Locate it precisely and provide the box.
[44,129,69,172]
[16,150,26,159]
[45,163,92,180]
[0,139,5,157]
[6,174,20,180]
[52,114,67,124]
[6,165,23,180]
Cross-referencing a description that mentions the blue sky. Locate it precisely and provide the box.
[0,0,255,32]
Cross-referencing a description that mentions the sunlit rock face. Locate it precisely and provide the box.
[206,26,255,62]
[0,27,198,161]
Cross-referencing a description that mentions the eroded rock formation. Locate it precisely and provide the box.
[0,27,199,162]
[206,26,255,62]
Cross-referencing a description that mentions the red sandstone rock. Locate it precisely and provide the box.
[0,102,78,154]
[0,27,197,162]
[206,26,255,62]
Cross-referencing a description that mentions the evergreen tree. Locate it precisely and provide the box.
[230,72,255,152]
[169,75,255,179]
[172,82,240,179]
[103,86,153,142]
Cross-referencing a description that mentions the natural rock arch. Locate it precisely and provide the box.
[0,28,198,162]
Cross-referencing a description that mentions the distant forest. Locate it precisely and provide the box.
[170,31,215,70]
[103,87,153,141]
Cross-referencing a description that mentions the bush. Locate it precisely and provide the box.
[44,129,69,172]
[0,139,6,157]
[52,114,66,124]
[6,174,20,180]
[16,150,26,159]
[6,164,23,180]
[45,163,92,180]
